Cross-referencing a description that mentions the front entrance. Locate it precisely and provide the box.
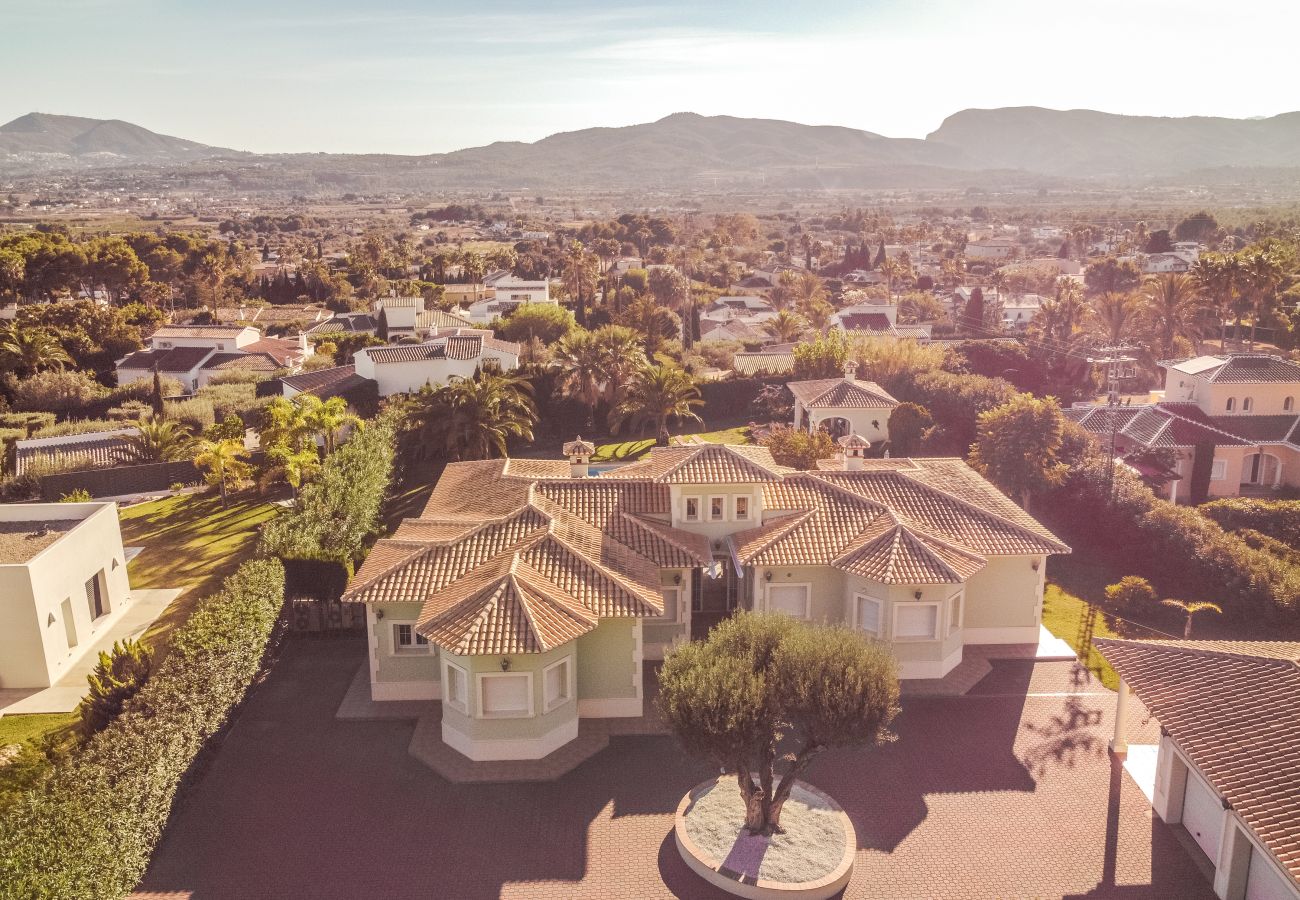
[691,558,743,641]
[1241,452,1280,488]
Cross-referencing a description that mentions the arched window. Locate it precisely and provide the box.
[1243,397,1254,412]
[1226,397,1236,411]
[1285,396,1295,412]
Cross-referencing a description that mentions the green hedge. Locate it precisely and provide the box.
[1044,458,1300,623]
[0,558,285,899]
[1200,498,1300,547]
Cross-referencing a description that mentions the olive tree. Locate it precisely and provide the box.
[657,612,898,835]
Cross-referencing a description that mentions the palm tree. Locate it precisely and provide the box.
[611,364,704,446]
[1086,291,1140,345]
[800,299,835,335]
[590,325,647,414]
[1160,598,1222,638]
[763,309,808,343]
[1138,273,1206,362]
[113,418,195,464]
[0,324,71,375]
[192,438,252,508]
[298,395,363,455]
[1192,253,1242,347]
[1238,247,1285,349]
[266,443,321,499]
[553,330,607,428]
[431,371,537,460]
[617,294,679,356]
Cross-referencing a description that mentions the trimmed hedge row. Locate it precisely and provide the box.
[0,558,286,900]
[1044,457,1300,623]
[1199,498,1300,547]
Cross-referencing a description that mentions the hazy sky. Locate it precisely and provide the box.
[4,0,1297,155]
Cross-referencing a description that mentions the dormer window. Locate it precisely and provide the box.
[1226,397,1235,411]
[1285,397,1295,412]
[684,497,700,522]
[1242,397,1253,412]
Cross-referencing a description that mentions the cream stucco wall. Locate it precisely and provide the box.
[0,503,132,689]
[961,554,1044,642]
[669,484,766,541]
[369,601,440,699]
[354,350,519,397]
[794,402,892,444]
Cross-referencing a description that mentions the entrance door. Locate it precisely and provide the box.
[691,560,737,640]
[1243,453,1280,487]
[1181,771,1224,863]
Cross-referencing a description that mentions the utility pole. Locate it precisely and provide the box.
[1087,345,1139,503]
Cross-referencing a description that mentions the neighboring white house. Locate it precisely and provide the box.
[1100,639,1300,900]
[463,278,552,324]
[373,297,422,339]
[116,325,310,393]
[965,238,1019,261]
[788,361,901,444]
[353,329,522,397]
[1002,294,1044,330]
[0,503,133,690]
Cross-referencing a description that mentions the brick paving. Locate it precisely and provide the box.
[133,639,1214,900]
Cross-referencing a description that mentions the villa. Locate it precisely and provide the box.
[789,360,900,443]
[352,328,521,397]
[341,440,1067,762]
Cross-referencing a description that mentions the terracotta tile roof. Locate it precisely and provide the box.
[366,344,450,363]
[150,325,250,340]
[838,312,894,333]
[609,444,786,484]
[1065,403,1251,449]
[732,351,794,376]
[204,352,280,373]
[280,365,366,398]
[117,346,214,373]
[1206,414,1300,445]
[416,309,476,331]
[502,458,574,479]
[241,338,305,367]
[787,376,899,409]
[833,519,987,584]
[363,331,519,365]
[1167,354,1300,384]
[1096,639,1300,884]
[418,556,598,655]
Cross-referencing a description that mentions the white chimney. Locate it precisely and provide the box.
[839,433,870,471]
[844,359,859,381]
[563,436,596,478]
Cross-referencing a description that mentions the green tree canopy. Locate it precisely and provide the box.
[969,394,1069,509]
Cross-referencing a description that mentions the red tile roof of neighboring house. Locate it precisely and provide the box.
[116,347,214,373]
[204,352,280,373]
[1096,639,1300,885]
[240,338,304,367]
[279,365,371,400]
[787,376,899,409]
[1165,354,1300,384]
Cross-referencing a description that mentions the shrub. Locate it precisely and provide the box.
[1199,498,1300,547]
[759,424,836,470]
[0,558,285,898]
[107,376,184,406]
[895,370,1017,456]
[105,401,151,422]
[162,397,216,433]
[10,370,108,414]
[59,488,92,503]
[0,411,57,435]
[748,384,793,422]
[79,639,153,736]
[492,303,576,345]
[1103,576,1158,615]
[887,402,932,457]
[194,382,259,422]
[0,473,41,502]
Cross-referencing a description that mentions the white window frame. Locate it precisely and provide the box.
[1225,397,1236,411]
[766,582,811,619]
[733,495,750,522]
[659,585,682,624]
[854,593,883,637]
[683,496,700,522]
[442,659,469,713]
[542,656,574,713]
[476,671,534,719]
[892,601,942,641]
[1284,396,1294,412]
[948,590,965,636]
[708,495,726,522]
[1242,396,1253,412]
[390,621,432,655]
[1210,459,1227,481]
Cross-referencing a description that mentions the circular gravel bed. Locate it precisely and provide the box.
[681,778,850,887]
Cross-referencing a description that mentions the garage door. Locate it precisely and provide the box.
[1181,771,1224,863]
[1246,847,1294,900]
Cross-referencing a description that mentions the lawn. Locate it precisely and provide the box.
[688,426,753,445]
[119,491,280,655]
[0,712,77,747]
[592,438,655,462]
[1041,583,1120,690]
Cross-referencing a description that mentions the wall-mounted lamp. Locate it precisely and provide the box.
[764,571,772,582]
[1031,561,1040,572]
[913,590,923,600]
[673,573,682,585]
[375,609,385,620]
[500,658,512,672]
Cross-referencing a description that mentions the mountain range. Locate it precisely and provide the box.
[4,107,1300,188]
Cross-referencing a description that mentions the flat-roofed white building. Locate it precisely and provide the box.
[0,503,133,690]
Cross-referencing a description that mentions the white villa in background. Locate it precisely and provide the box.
[353,329,521,397]
[789,361,901,444]
[1065,354,1300,501]
[341,441,1067,762]
[0,503,132,690]
[463,277,552,324]
[116,324,310,393]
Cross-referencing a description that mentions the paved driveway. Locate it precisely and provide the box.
[133,640,1213,900]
